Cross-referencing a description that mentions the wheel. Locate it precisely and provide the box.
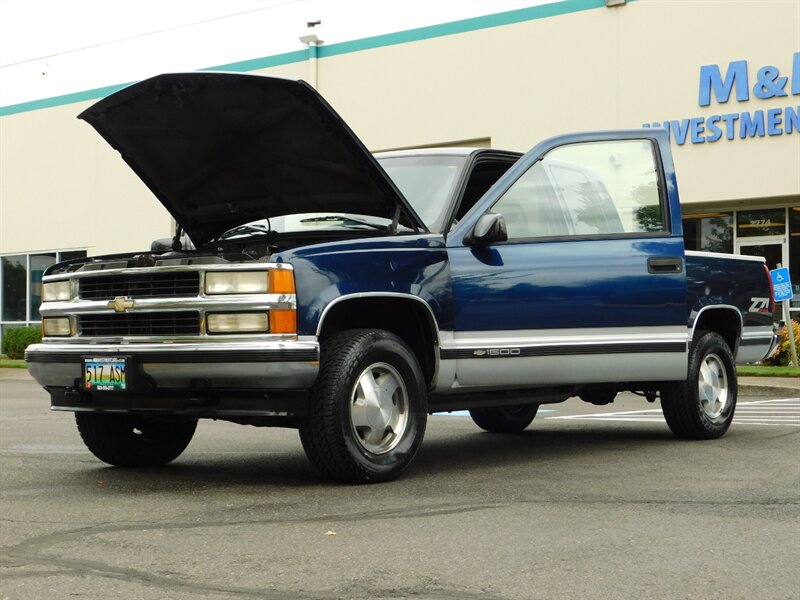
[299,329,428,483]
[661,331,737,439]
[75,412,197,467]
[469,404,539,433]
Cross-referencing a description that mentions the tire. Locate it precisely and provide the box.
[299,329,427,484]
[469,404,539,433]
[75,412,197,467]
[661,331,737,439]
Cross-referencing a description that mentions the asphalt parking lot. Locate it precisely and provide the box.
[1,373,798,600]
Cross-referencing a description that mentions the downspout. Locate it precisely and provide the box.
[299,22,323,90]
[308,40,319,89]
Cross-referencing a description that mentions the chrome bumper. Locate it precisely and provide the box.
[25,340,320,390]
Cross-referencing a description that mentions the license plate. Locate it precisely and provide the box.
[84,357,127,391]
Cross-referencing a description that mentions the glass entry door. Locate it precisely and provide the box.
[737,238,786,270]
[737,237,786,321]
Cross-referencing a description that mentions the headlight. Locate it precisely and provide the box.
[42,281,71,302]
[42,317,71,336]
[205,272,268,295]
[206,313,269,334]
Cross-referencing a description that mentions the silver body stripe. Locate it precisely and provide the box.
[437,326,688,390]
[445,326,687,349]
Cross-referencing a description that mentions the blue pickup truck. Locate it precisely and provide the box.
[26,73,778,483]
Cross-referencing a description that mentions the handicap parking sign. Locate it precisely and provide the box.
[770,267,794,302]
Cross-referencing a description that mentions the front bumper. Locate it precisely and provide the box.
[26,340,319,416]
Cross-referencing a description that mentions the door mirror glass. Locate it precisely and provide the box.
[465,212,508,246]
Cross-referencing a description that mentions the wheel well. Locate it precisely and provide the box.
[693,308,741,353]
[318,298,438,385]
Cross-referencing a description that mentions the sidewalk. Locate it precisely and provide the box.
[738,376,800,398]
[2,368,797,396]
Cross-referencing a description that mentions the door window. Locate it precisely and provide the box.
[492,140,665,240]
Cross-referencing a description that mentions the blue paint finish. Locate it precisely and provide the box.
[275,235,452,336]
[685,255,772,330]
[445,129,688,333]
[449,238,687,331]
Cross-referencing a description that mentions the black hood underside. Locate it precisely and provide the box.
[78,72,425,245]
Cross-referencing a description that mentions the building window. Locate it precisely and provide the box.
[683,212,733,253]
[790,207,800,313]
[0,249,86,343]
[737,208,786,238]
[1,255,27,322]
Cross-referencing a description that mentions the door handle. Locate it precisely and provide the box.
[648,257,683,274]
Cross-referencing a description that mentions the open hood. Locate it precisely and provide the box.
[78,72,426,245]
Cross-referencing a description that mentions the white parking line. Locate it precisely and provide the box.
[547,398,800,427]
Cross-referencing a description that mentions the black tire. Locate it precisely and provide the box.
[661,331,737,439]
[75,412,197,467]
[469,404,539,433]
[299,329,427,484]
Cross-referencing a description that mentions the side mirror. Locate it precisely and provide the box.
[464,212,508,246]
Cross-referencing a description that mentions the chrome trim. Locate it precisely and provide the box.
[685,250,766,263]
[38,263,298,341]
[689,305,743,343]
[316,291,442,386]
[42,262,294,283]
[444,327,688,350]
[26,340,320,389]
[27,340,318,356]
[741,327,776,340]
[39,294,295,315]
[317,292,442,341]
[40,332,300,344]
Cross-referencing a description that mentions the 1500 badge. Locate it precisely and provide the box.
[473,348,521,357]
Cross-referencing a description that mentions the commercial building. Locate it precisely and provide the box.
[1,0,799,339]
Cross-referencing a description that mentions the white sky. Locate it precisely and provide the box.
[0,0,542,107]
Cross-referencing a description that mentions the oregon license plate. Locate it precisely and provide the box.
[84,357,127,391]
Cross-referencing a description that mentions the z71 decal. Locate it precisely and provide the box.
[749,297,771,313]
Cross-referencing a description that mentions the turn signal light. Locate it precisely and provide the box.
[269,309,297,334]
[269,269,295,294]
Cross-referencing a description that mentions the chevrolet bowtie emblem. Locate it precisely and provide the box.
[107,296,135,313]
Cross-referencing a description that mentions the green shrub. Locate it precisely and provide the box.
[1,326,42,360]
[763,319,800,367]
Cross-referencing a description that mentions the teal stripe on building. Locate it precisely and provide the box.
[0,0,609,117]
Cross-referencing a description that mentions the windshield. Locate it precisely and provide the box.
[377,155,466,232]
[215,213,400,240]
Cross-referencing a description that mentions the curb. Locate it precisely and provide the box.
[739,384,800,398]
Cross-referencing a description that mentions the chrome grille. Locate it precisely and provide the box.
[79,272,200,299]
[79,312,201,336]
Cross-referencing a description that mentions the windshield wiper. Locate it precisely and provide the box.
[217,223,272,240]
[300,216,388,231]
